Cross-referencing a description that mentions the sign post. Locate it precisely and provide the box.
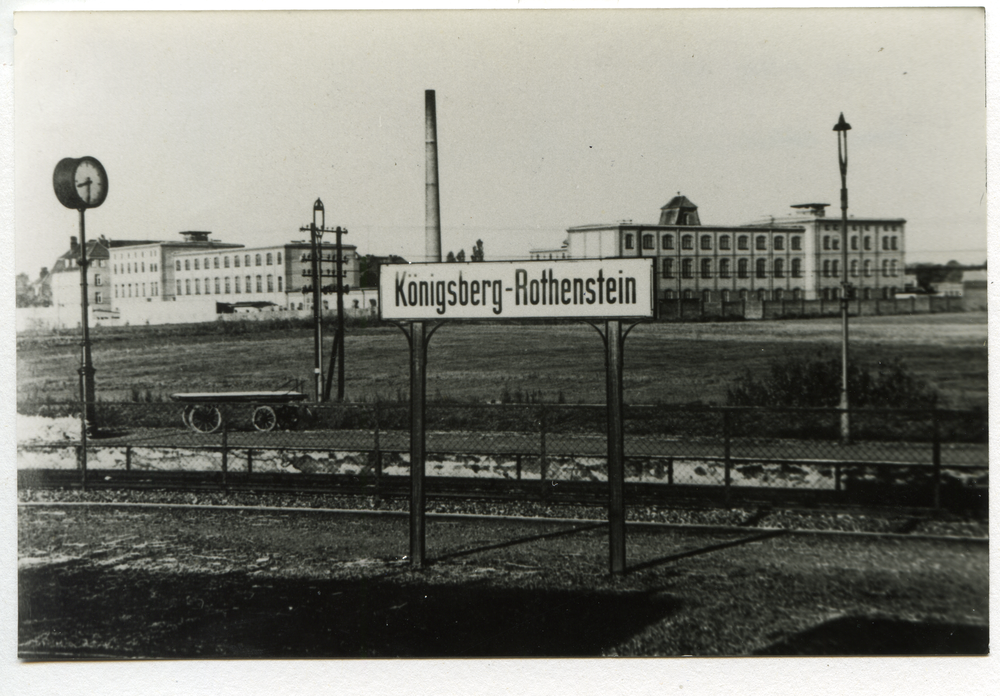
[381,258,653,574]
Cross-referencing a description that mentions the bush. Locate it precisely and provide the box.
[727,351,940,410]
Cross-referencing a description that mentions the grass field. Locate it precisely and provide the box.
[16,312,988,409]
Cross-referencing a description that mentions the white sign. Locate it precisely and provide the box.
[379,258,654,320]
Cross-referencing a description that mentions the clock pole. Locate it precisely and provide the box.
[78,207,97,434]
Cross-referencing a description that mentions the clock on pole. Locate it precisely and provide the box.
[53,156,109,439]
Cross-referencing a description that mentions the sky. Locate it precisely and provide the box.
[13,8,987,279]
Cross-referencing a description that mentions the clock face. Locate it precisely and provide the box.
[53,156,108,209]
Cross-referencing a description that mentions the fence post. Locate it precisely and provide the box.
[515,454,522,481]
[247,448,253,476]
[221,419,228,489]
[723,409,732,505]
[667,457,673,486]
[835,462,842,494]
[373,402,382,500]
[932,408,941,510]
[125,446,132,472]
[539,405,548,498]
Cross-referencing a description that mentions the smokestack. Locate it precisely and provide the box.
[425,89,442,263]
[70,236,79,252]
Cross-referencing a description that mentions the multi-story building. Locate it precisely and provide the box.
[109,231,243,310]
[564,196,906,302]
[50,236,114,319]
[170,239,361,311]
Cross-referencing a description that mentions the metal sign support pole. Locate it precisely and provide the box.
[409,320,427,568]
[606,319,626,575]
[78,208,97,434]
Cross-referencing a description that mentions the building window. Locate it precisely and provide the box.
[278,276,283,292]
[176,280,181,295]
[755,258,766,278]
[758,290,767,302]
[662,258,674,278]
[114,286,118,298]
[267,275,274,292]
[184,259,190,271]
[185,279,191,295]
[235,277,241,293]
[210,257,217,269]
[831,260,839,277]
[664,290,673,300]
[882,260,890,277]
[791,259,802,278]
[141,262,145,272]
[681,259,693,278]
[681,235,693,250]
[254,254,261,267]
[224,256,230,268]
[822,260,830,278]
[891,236,898,250]
[245,255,251,267]
[737,259,749,279]
[195,279,201,295]
[755,235,767,251]
[864,260,872,277]
[701,259,712,279]
[774,259,784,278]
[719,258,731,278]
[864,236,872,250]
[700,235,712,251]
[831,236,840,250]
[246,275,252,293]
[774,236,784,251]
[791,236,802,251]
[194,259,200,271]
[823,236,830,251]
[721,289,730,302]
[851,236,858,250]
[882,236,889,250]
[661,234,674,250]
[224,277,231,293]
[719,235,730,250]
[95,274,102,286]
[890,260,898,277]
[702,289,712,302]
[214,278,221,294]
[739,289,748,301]
[737,235,748,250]
[683,290,693,299]
[202,277,208,294]
[234,256,241,268]
[95,292,103,304]
[623,233,634,250]
[256,275,263,293]
[641,234,654,250]
[851,260,859,277]
[277,252,282,264]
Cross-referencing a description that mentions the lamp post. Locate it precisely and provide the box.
[300,199,326,402]
[834,113,852,444]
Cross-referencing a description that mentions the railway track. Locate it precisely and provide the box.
[18,467,986,516]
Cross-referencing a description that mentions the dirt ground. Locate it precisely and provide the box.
[18,504,988,658]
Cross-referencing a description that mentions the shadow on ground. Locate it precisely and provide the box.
[19,564,681,658]
[755,616,989,655]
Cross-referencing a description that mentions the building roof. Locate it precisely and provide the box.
[660,195,697,211]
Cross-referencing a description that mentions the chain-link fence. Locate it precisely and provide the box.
[17,399,988,511]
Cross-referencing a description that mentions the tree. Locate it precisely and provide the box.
[455,249,466,263]
[446,251,456,263]
[471,239,485,262]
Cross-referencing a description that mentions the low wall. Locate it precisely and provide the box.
[655,294,974,321]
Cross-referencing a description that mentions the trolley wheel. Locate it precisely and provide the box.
[188,405,222,433]
[181,406,194,429]
[252,405,278,432]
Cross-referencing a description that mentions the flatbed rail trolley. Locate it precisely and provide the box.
[171,391,309,433]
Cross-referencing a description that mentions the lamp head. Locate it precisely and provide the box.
[833,113,852,132]
[313,198,325,234]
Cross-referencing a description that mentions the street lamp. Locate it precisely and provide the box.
[834,112,852,444]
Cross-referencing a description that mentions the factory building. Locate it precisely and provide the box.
[560,196,906,302]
